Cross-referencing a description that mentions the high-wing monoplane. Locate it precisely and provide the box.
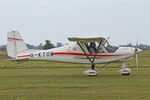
[7,31,142,76]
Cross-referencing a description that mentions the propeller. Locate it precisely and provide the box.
[135,40,139,69]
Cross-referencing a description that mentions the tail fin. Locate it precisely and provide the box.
[7,31,28,58]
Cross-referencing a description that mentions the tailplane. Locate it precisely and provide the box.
[7,31,28,59]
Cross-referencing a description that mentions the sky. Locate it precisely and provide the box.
[0,0,150,46]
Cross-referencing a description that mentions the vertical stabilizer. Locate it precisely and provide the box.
[7,31,28,58]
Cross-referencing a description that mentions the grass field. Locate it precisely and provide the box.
[0,52,7,57]
[0,51,150,100]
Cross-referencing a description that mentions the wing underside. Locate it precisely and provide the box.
[68,37,105,43]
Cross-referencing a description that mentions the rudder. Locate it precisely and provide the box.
[7,31,28,58]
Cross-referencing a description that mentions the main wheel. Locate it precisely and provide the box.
[122,73,130,76]
[84,69,98,76]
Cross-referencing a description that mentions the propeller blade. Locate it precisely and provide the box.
[135,35,139,52]
[135,54,139,69]
[135,35,140,69]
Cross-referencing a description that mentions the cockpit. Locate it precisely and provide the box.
[85,40,119,54]
[68,37,119,54]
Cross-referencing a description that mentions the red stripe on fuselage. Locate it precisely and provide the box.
[17,55,30,58]
[8,37,23,41]
[53,52,128,57]
[17,52,128,58]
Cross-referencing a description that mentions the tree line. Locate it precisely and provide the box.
[119,43,150,51]
[0,40,64,51]
[27,40,65,50]
[0,41,150,51]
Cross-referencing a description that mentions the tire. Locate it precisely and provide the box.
[122,73,130,76]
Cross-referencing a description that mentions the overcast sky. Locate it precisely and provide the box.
[0,0,150,46]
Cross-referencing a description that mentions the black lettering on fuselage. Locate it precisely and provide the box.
[35,54,37,56]
[46,52,50,57]
[38,53,41,57]
[43,52,46,57]
[51,52,54,56]
[30,52,54,58]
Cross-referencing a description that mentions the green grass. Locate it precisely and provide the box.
[0,68,150,100]
[138,50,150,56]
[0,51,150,100]
[0,52,7,57]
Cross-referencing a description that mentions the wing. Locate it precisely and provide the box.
[68,37,105,43]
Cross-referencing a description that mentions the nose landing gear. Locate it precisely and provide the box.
[118,63,131,76]
[118,68,131,76]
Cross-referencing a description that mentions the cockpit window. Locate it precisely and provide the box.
[102,41,119,53]
[106,45,119,53]
[86,42,97,54]
[85,40,119,54]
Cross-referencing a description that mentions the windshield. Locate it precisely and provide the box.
[103,41,119,53]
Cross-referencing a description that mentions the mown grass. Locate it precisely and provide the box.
[138,50,150,56]
[0,68,150,100]
[0,52,7,57]
[0,51,149,100]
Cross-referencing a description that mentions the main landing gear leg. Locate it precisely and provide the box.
[118,63,131,76]
[91,63,95,70]
[78,42,100,76]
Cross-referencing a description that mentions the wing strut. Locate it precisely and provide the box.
[91,41,102,70]
[78,42,92,63]
[78,41,102,70]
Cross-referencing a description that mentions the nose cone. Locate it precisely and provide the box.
[136,48,143,53]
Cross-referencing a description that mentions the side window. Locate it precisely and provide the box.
[86,42,102,54]
[98,42,109,53]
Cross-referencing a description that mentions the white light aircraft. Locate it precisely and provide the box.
[7,31,142,76]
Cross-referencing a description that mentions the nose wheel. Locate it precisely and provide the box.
[118,63,131,76]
